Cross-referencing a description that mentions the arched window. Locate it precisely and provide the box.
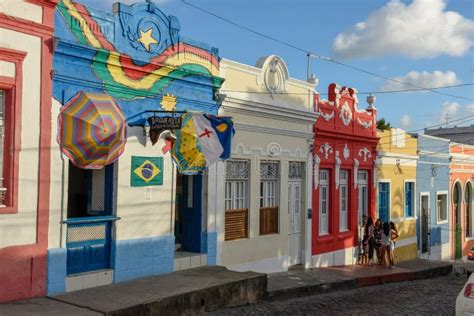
[466,182,473,238]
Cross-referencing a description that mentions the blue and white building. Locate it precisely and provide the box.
[416,134,451,261]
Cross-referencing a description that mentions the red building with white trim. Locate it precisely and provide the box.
[312,83,378,267]
[0,0,57,303]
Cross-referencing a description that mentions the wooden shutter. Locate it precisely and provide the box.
[225,208,248,241]
[260,206,278,235]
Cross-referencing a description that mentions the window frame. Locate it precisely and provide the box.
[259,161,280,235]
[319,169,330,236]
[436,190,449,224]
[339,169,349,232]
[0,47,26,214]
[378,180,391,223]
[404,180,416,218]
[224,160,250,241]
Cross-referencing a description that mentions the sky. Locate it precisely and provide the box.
[75,0,474,132]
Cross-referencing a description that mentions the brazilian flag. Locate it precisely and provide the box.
[131,156,163,187]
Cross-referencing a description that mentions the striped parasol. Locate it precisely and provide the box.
[58,91,127,169]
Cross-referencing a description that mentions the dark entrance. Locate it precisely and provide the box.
[421,195,429,254]
[66,163,115,274]
[175,174,202,253]
[454,182,462,260]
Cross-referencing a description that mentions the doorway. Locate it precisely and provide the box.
[288,180,302,265]
[66,163,114,274]
[175,174,202,253]
[454,182,462,260]
[421,194,430,254]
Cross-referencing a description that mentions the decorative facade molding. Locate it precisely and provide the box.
[319,143,334,159]
[314,155,321,190]
[354,159,360,189]
[318,109,334,122]
[335,153,341,189]
[357,117,373,129]
[343,144,350,160]
[358,147,372,162]
[339,101,353,126]
[256,55,289,95]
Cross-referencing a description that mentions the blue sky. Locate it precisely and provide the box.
[75,0,474,132]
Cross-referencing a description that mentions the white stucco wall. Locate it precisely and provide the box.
[0,0,43,24]
[114,127,176,241]
[215,58,318,272]
[0,27,42,248]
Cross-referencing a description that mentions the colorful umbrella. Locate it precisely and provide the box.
[58,91,127,169]
[171,112,234,174]
[171,113,206,174]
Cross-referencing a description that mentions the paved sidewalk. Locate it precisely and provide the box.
[0,266,266,316]
[267,259,452,301]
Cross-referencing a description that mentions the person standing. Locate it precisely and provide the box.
[389,222,399,268]
[381,222,393,268]
[365,217,375,266]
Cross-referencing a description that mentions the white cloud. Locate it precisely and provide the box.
[381,70,460,91]
[332,0,474,59]
[439,101,461,123]
[400,114,412,128]
[466,103,474,114]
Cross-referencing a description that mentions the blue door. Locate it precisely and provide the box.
[378,182,390,223]
[179,175,202,253]
[66,164,114,274]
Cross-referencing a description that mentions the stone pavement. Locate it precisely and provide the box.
[0,259,452,315]
[0,266,266,315]
[267,259,453,300]
[209,274,464,315]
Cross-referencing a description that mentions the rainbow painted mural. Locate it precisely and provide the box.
[53,0,223,124]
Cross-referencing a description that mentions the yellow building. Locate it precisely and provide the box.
[376,128,418,262]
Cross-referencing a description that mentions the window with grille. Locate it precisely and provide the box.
[405,182,414,218]
[224,160,249,241]
[260,161,279,235]
[340,170,349,232]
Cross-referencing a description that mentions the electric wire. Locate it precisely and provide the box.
[180,0,474,102]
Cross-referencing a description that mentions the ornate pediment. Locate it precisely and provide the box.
[256,55,289,95]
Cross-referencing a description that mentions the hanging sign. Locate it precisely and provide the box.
[131,156,164,187]
[148,116,182,145]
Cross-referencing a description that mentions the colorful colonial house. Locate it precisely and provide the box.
[312,84,378,267]
[214,56,318,272]
[416,134,450,261]
[0,0,58,303]
[426,127,474,260]
[376,128,418,262]
[449,142,474,260]
[47,0,225,294]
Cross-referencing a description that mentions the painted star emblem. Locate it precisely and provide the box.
[138,28,158,52]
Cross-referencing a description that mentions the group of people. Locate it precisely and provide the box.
[359,216,399,268]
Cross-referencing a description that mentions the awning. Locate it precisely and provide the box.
[57,91,127,169]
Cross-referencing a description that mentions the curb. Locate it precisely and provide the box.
[267,263,453,301]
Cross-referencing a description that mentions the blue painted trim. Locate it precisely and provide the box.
[46,248,67,295]
[112,235,175,283]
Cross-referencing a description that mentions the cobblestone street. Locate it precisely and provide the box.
[209,274,466,315]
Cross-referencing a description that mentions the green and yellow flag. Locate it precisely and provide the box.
[131,156,163,187]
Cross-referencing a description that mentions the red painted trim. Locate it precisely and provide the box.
[0,48,26,215]
[0,1,56,301]
[0,12,54,38]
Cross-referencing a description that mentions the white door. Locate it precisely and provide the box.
[319,169,329,235]
[288,181,302,265]
[357,171,368,226]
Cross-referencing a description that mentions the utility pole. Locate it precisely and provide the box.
[445,113,450,128]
